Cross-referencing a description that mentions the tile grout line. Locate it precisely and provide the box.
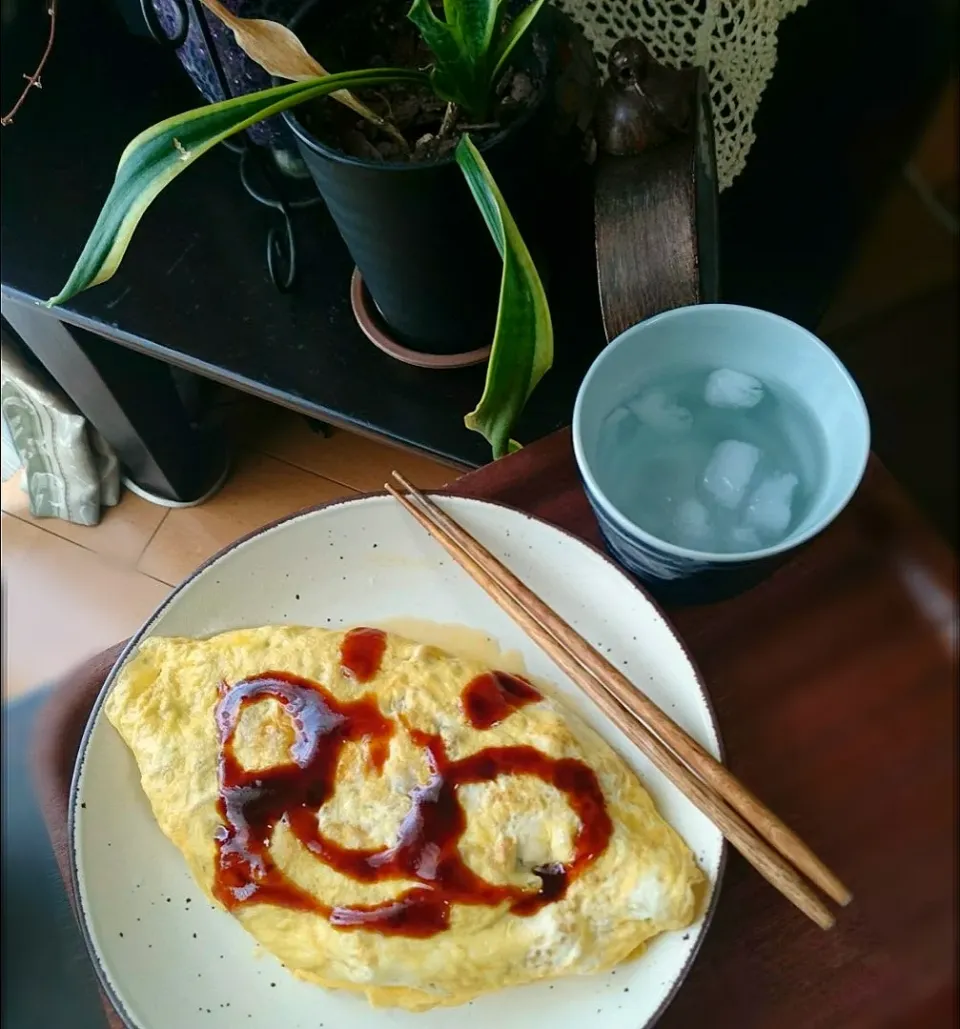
[139,570,176,590]
[222,430,368,493]
[1,509,105,555]
[134,508,170,571]
[243,446,373,494]
[130,462,361,588]
[4,449,449,585]
[231,405,460,484]
[255,448,454,493]
[1,509,174,592]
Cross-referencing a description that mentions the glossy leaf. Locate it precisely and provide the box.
[46,69,427,308]
[447,0,500,58]
[491,0,545,80]
[410,0,545,119]
[455,135,552,458]
[407,0,482,113]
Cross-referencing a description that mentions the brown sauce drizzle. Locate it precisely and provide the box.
[339,626,387,682]
[212,630,612,939]
[461,671,542,729]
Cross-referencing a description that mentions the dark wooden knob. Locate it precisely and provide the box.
[594,64,719,340]
[609,38,652,87]
[594,37,697,157]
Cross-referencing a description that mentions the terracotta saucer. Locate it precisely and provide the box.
[350,268,492,370]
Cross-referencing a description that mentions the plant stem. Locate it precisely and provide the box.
[355,91,407,152]
[1,0,57,126]
[373,114,410,151]
[438,102,459,139]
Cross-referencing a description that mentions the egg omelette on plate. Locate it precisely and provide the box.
[105,625,703,1010]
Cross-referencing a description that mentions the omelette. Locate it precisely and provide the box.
[105,625,702,1010]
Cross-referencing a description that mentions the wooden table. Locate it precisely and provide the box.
[34,429,957,1028]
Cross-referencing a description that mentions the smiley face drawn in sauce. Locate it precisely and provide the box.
[212,629,612,938]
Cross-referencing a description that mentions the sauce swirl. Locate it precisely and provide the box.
[212,630,612,938]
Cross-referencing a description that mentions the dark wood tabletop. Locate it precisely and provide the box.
[34,427,957,1029]
[457,431,958,1029]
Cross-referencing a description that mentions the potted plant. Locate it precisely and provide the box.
[279,0,553,356]
[47,0,563,458]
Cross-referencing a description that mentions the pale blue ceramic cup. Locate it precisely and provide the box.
[572,304,871,604]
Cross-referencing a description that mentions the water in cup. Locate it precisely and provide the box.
[598,366,827,554]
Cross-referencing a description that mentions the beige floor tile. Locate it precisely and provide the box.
[1,469,167,565]
[137,451,357,586]
[229,396,460,492]
[1,514,171,700]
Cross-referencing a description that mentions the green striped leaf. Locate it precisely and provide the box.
[407,0,482,113]
[446,0,500,59]
[47,69,426,308]
[455,134,553,459]
[491,0,545,80]
[409,0,548,119]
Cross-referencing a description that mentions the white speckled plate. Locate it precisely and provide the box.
[71,494,724,1029]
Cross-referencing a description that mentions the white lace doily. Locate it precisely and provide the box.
[555,0,809,189]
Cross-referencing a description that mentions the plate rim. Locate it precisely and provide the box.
[69,490,728,1029]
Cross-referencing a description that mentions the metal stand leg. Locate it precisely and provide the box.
[141,0,320,293]
[2,297,227,505]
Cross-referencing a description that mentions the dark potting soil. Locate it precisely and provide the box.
[295,0,543,163]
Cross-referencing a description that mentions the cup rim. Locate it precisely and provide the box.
[572,303,871,565]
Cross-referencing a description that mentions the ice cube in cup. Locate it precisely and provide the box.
[701,440,761,510]
[704,369,764,409]
[744,472,799,539]
[604,405,638,447]
[627,390,693,434]
[673,498,712,548]
[729,525,762,551]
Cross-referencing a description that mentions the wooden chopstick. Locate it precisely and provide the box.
[390,472,851,909]
[387,477,836,928]
[387,472,848,928]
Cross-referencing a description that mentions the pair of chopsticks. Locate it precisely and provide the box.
[385,471,851,930]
